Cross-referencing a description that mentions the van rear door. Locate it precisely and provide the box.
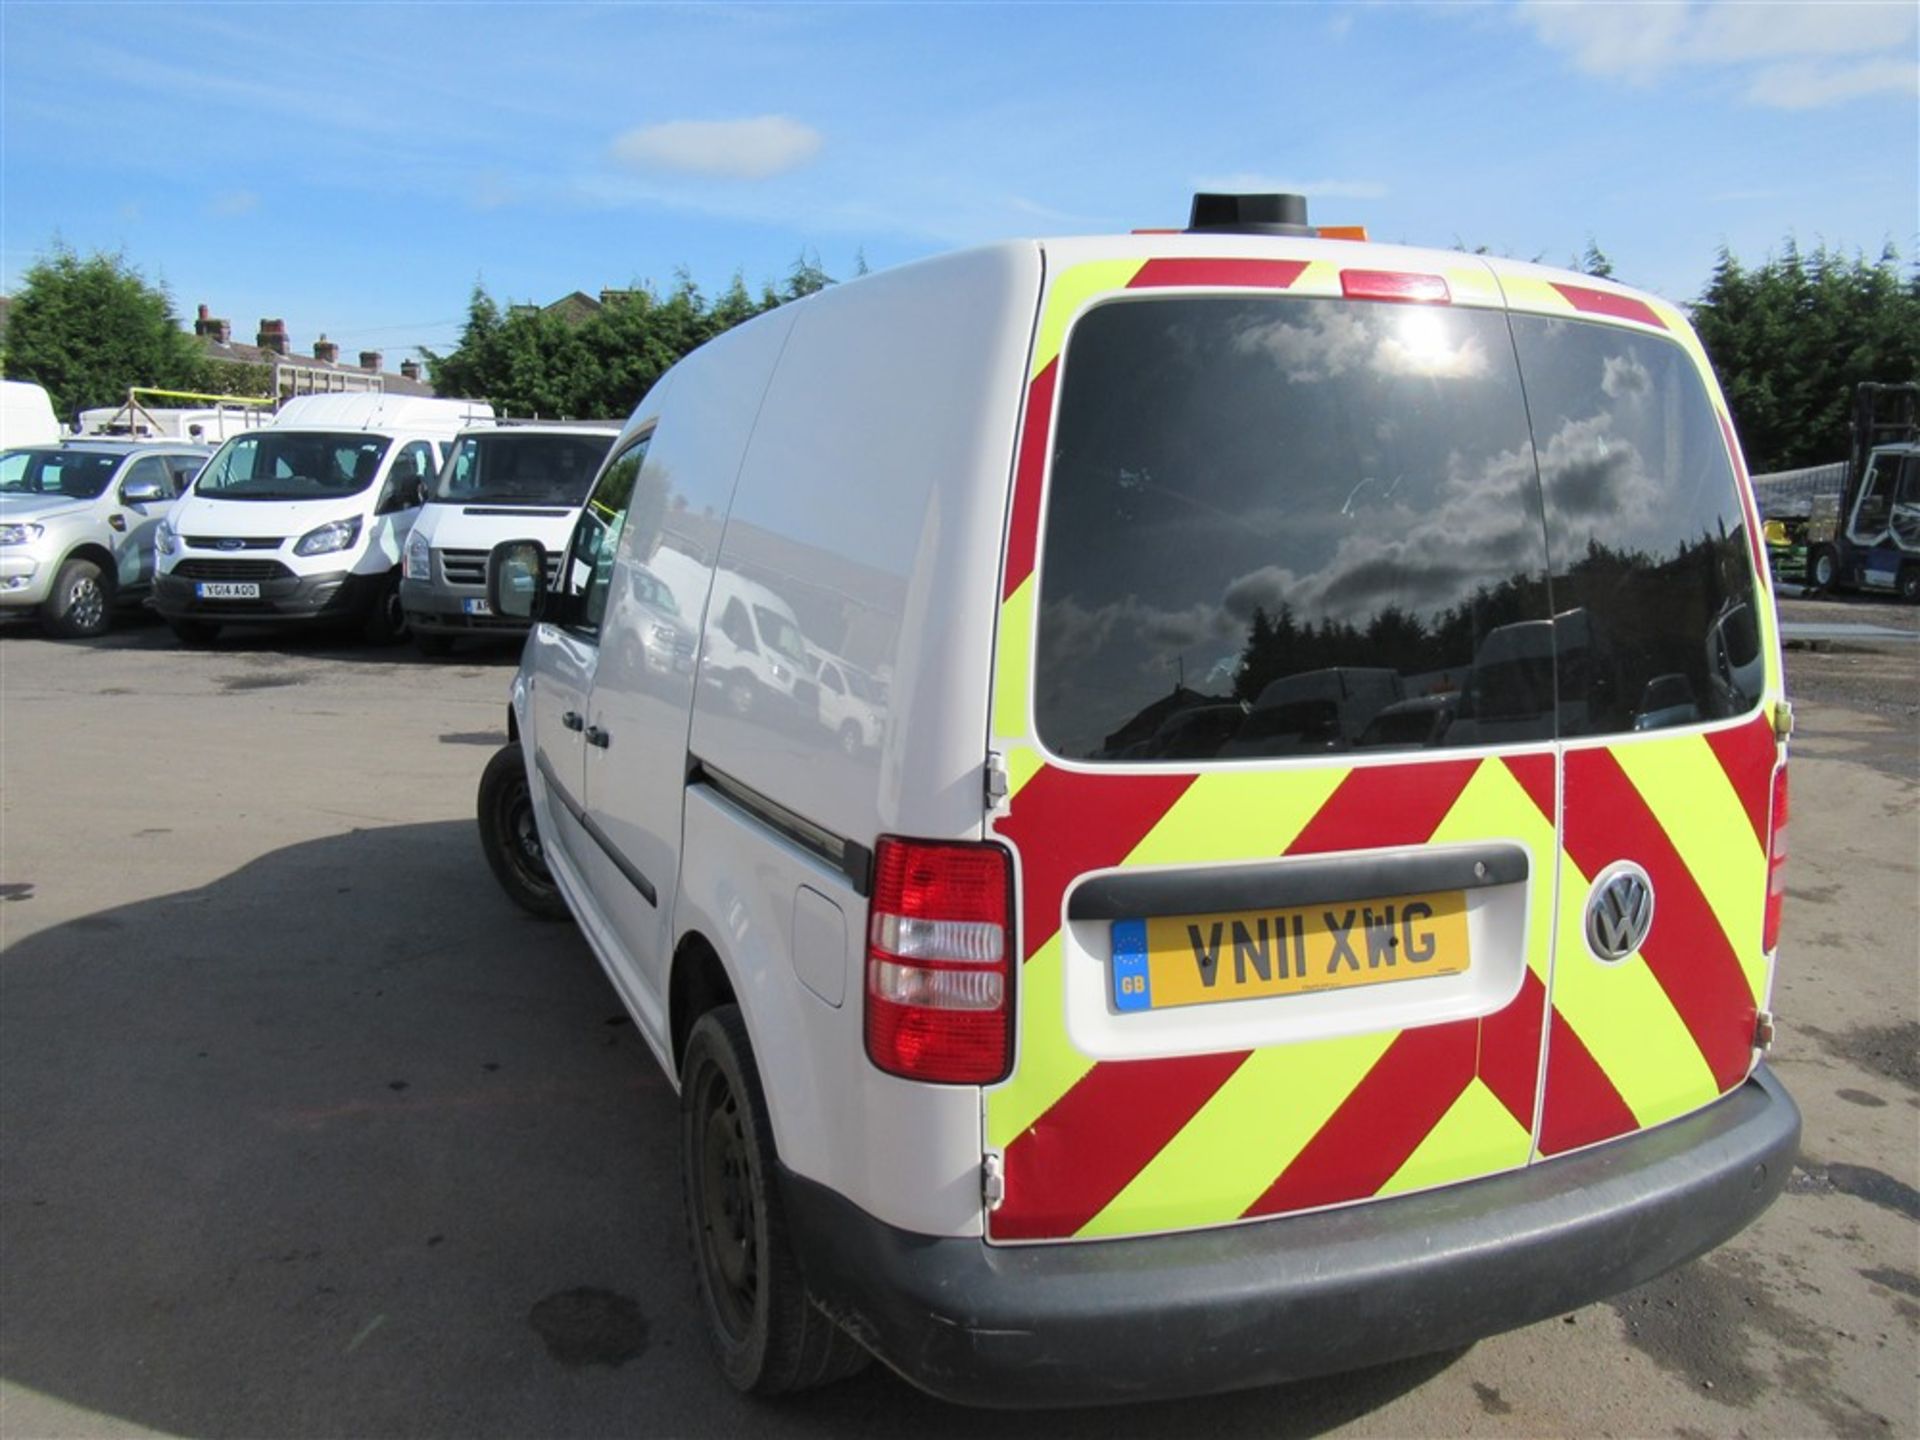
[984,257,1565,1242]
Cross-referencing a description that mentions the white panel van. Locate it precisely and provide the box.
[153,393,492,645]
[472,195,1799,1406]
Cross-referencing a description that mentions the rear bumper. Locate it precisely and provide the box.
[154,567,379,625]
[780,1065,1799,1408]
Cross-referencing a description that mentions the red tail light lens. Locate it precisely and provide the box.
[1763,765,1788,952]
[865,837,1013,1084]
[1341,269,1451,304]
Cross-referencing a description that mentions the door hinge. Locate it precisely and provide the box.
[1754,1010,1776,1053]
[984,751,1009,811]
[981,1151,1006,1211]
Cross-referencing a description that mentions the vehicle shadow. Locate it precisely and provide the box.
[0,606,524,667]
[0,822,1461,1439]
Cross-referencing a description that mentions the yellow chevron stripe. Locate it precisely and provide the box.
[1440,262,1506,310]
[1611,733,1769,1002]
[986,933,1090,1150]
[1077,1027,1395,1237]
[991,576,1035,742]
[1496,273,1578,319]
[1291,260,1344,298]
[1425,756,1557,981]
[1550,857,1719,1126]
[1003,744,1045,804]
[1378,1076,1532,1197]
[1123,766,1348,868]
[1031,260,1146,379]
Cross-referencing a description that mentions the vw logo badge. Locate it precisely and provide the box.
[215,537,244,551]
[1586,862,1655,963]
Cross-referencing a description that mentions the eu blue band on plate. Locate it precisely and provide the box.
[1110,918,1152,1012]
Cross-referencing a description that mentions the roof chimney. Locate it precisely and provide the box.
[312,334,339,364]
[194,303,232,342]
[359,350,383,373]
[399,359,421,381]
[257,318,290,356]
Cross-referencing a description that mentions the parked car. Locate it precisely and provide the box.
[811,652,886,756]
[401,421,620,656]
[0,440,211,636]
[153,393,492,646]
[470,192,1797,1407]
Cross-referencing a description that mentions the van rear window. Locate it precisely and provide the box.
[1031,295,1762,763]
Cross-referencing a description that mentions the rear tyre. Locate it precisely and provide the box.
[681,1006,869,1396]
[477,744,568,921]
[837,721,863,759]
[1808,546,1837,592]
[167,618,221,647]
[1899,565,1920,605]
[43,557,114,639]
[360,571,410,645]
[725,672,757,718]
[413,630,457,658]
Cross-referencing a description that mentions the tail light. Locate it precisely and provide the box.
[1763,765,1788,952]
[865,838,1013,1084]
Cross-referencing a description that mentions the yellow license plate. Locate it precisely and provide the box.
[1110,890,1470,1012]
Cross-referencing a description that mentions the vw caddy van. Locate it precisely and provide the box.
[401,421,621,656]
[475,194,1799,1405]
[154,393,492,645]
[1,440,211,636]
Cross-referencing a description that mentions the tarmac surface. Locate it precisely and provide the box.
[1,606,1915,1438]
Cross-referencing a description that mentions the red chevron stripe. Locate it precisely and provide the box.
[1480,969,1548,1130]
[1705,713,1776,851]
[1538,1007,1639,1155]
[1127,258,1309,291]
[1286,758,1482,855]
[1503,751,1557,827]
[1551,282,1667,331]
[995,766,1193,961]
[1243,1020,1478,1217]
[991,1050,1248,1241]
[1563,746,1758,1090]
[1001,358,1057,600]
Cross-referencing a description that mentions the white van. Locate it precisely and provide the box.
[153,393,492,645]
[400,421,620,657]
[471,195,1798,1406]
[1,380,61,449]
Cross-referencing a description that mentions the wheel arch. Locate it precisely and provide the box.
[58,542,119,586]
[670,929,739,1077]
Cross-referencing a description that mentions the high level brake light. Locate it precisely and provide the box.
[1763,766,1788,952]
[865,837,1013,1084]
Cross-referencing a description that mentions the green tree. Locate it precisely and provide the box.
[1577,239,1615,279]
[1691,240,1920,471]
[4,245,203,420]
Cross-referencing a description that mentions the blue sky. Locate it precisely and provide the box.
[3,2,1914,367]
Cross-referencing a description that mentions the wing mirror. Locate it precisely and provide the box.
[121,477,170,506]
[487,539,550,621]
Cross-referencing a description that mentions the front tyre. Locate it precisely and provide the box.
[476,744,569,920]
[1808,545,1838,592]
[1899,564,1920,605]
[681,1006,869,1396]
[43,557,114,638]
[360,570,410,645]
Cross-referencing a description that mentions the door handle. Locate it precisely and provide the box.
[585,725,611,749]
[561,711,584,732]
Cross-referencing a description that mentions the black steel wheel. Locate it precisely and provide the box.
[680,1005,869,1395]
[476,744,568,920]
[1809,546,1837,592]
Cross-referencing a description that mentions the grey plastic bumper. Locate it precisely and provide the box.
[780,1065,1799,1408]
[154,567,377,624]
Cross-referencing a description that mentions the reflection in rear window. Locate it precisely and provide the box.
[1031,296,1763,763]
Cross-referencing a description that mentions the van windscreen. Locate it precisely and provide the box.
[434,432,615,505]
[1031,295,1762,763]
[196,432,391,500]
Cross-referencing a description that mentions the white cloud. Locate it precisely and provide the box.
[611,116,823,181]
[1745,57,1920,109]
[209,190,258,217]
[1516,0,1918,108]
[1193,173,1388,200]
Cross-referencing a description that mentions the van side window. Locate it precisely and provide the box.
[719,597,758,652]
[164,455,203,494]
[560,438,648,636]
